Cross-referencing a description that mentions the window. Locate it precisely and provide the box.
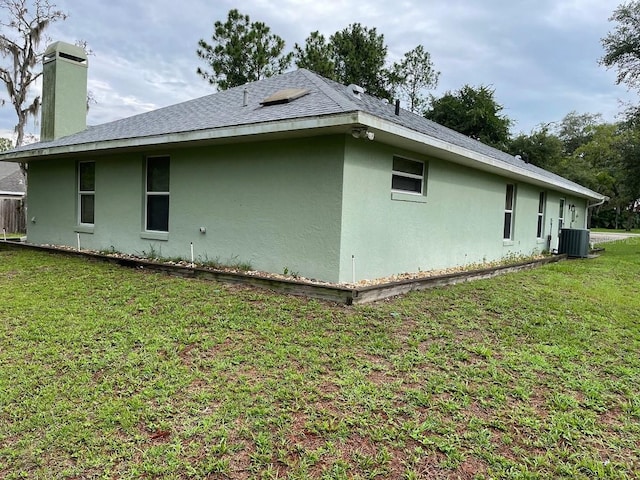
[78,161,95,225]
[558,198,565,231]
[503,184,515,240]
[146,156,170,232]
[391,156,424,195]
[536,192,546,238]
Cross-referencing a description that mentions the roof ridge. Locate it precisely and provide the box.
[297,69,361,113]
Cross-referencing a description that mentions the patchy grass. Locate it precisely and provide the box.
[0,242,639,479]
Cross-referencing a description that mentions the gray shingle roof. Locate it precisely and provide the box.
[5,68,602,199]
[0,160,19,178]
[14,69,357,150]
[0,162,25,194]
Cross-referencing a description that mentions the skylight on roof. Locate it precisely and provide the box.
[260,88,309,106]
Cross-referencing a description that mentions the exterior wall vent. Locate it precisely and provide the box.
[58,51,87,63]
[260,88,309,106]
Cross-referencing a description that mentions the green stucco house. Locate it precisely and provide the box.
[1,42,605,284]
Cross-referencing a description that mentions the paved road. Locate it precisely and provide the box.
[590,232,640,244]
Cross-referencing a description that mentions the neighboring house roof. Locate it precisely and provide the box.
[0,162,25,196]
[0,68,604,201]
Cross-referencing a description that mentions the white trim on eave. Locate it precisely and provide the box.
[0,112,361,161]
[354,112,605,202]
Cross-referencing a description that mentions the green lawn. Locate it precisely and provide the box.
[0,234,23,240]
[1,243,639,479]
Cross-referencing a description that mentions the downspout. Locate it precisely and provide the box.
[587,197,607,209]
[586,196,608,229]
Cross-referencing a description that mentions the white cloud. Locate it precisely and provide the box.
[84,46,212,125]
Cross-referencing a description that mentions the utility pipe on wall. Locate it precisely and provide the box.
[352,255,356,284]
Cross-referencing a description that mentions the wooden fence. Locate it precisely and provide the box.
[0,197,26,234]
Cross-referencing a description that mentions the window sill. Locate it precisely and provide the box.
[140,231,169,241]
[536,238,546,244]
[75,225,94,234]
[391,192,427,203]
[503,240,514,246]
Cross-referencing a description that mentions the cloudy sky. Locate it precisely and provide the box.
[0,0,636,142]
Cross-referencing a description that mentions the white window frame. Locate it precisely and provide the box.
[145,156,170,233]
[78,161,95,226]
[503,184,515,241]
[536,192,546,239]
[391,156,425,196]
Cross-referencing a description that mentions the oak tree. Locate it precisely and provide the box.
[556,111,602,155]
[509,125,564,170]
[601,1,640,90]
[0,0,67,147]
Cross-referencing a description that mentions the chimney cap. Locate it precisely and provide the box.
[44,41,87,64]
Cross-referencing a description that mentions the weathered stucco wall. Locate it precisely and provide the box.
[338,138,587,283]
[27,158,77,245]
[27,136,345,282]
[26,133,589,284]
